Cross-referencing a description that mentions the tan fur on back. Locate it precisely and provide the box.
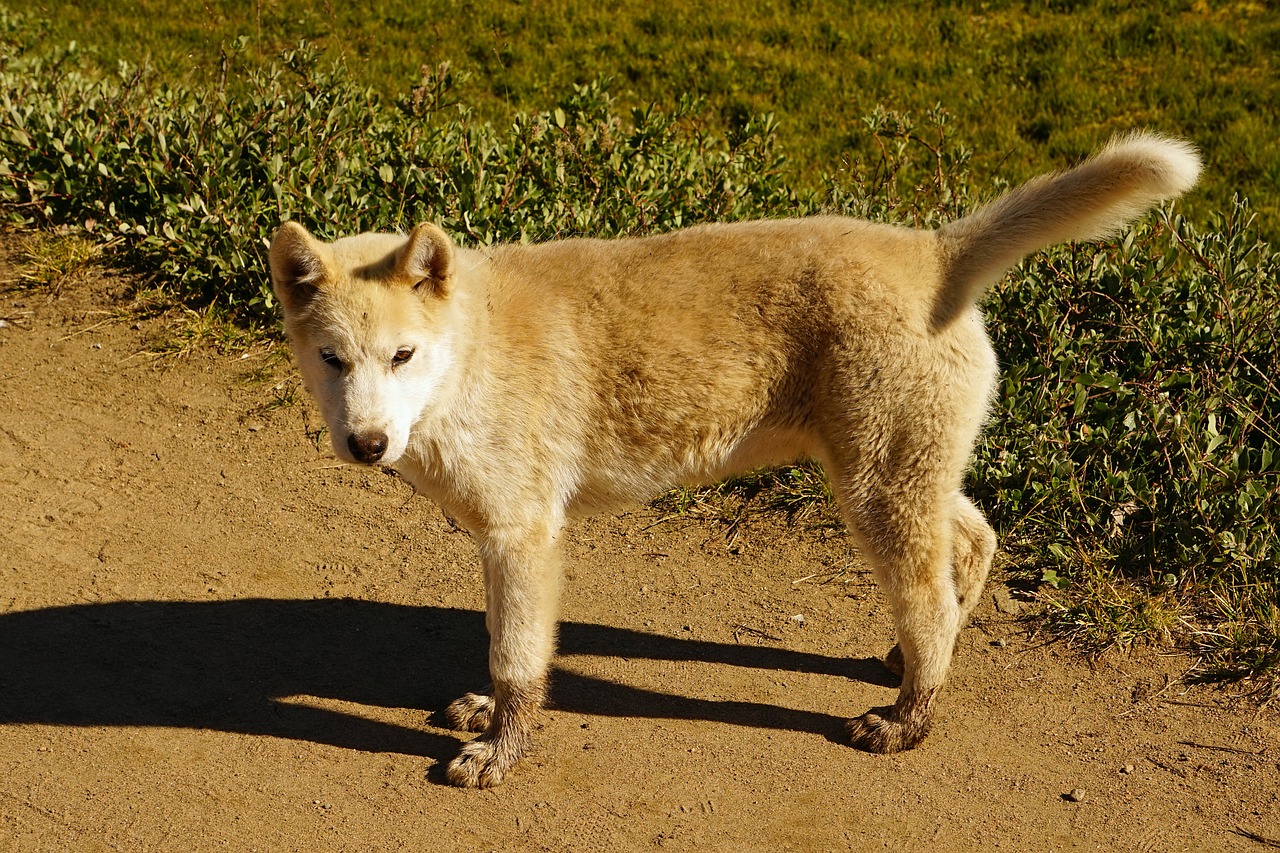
[269,132,1201,788]
[451,219,957,507]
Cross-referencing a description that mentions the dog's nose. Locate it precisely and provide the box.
[347,431,388,464]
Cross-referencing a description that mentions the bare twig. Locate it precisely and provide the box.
[1177,739,1267,757]
[56,317,115,341]
[1233,826,1280,849]
[731,624,782,643]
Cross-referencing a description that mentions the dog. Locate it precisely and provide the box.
[269,132,1200,788]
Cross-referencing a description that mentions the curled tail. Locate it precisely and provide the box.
[933,132,1201,327]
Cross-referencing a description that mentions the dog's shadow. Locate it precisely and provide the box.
[0,598,895,765]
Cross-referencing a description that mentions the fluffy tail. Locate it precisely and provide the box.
[932,132,1201,327]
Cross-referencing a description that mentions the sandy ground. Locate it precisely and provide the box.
[0,237,1277,852]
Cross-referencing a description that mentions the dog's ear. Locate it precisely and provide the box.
[394,223,455,297]
[269,221,329,312]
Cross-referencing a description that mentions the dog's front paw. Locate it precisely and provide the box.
[847,701,932,754]
[443,692,495,732]
[446,737,518,789]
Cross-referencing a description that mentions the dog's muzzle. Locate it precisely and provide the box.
[347,431,389,464]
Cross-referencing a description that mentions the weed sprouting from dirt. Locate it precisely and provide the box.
[15,233,102,295]
[651,462,842,547]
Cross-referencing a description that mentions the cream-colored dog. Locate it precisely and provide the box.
[269,133,1200,788]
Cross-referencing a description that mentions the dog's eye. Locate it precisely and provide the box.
[319,348,344,370]
[392,348,415,368]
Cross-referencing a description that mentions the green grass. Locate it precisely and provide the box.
[14,232,102,293]
[28,0,1280,237]
[4,2,1280,694]
[652,462,843,547]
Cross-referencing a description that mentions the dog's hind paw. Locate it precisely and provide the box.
[847,690,936,755]
[847,709,921,754]
[446,737,518,789]
[443,692,495,733]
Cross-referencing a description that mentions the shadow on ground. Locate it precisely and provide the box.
[0,598,894,763]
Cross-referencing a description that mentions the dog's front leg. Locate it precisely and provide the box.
[444,519,562,788]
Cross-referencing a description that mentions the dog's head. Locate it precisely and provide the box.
[269,221,459,467]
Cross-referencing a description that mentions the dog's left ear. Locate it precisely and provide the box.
[395,223,455,297]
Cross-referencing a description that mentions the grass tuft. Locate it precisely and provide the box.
[1038,545,1189,653]
[15,233,102,294]
[652,462,842,546]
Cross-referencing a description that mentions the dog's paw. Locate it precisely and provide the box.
[443,692,495,733]
[883,643,905,678]
[446,737,517,789]
[846,705,930,754]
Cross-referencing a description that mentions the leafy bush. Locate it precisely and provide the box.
[975,203,1280,688]
[30,0,1280,238]
[0,32,797,317]
[1,10,1276,693]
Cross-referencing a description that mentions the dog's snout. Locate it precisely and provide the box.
[347,431,389,464]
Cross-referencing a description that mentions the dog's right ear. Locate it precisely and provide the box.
[269,221,329,312]
[394,222,455,297]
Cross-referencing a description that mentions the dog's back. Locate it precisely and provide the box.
[457,217,963,509]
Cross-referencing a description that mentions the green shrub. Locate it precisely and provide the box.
[28,0,1280,238]
[973,203,1280,690]
[0,34,797,317]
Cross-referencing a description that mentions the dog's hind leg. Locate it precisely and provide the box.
[828,444,967,753]
[949,493,997,622]
[445,516,564,788]
[884,492,995,678]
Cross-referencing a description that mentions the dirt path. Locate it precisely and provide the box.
[0,238,1276,851]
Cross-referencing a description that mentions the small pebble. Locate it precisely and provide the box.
[791,614,806,625]
[1066,788,1086,803]
[991,638,1008,648]
[1121,764,1135,775]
